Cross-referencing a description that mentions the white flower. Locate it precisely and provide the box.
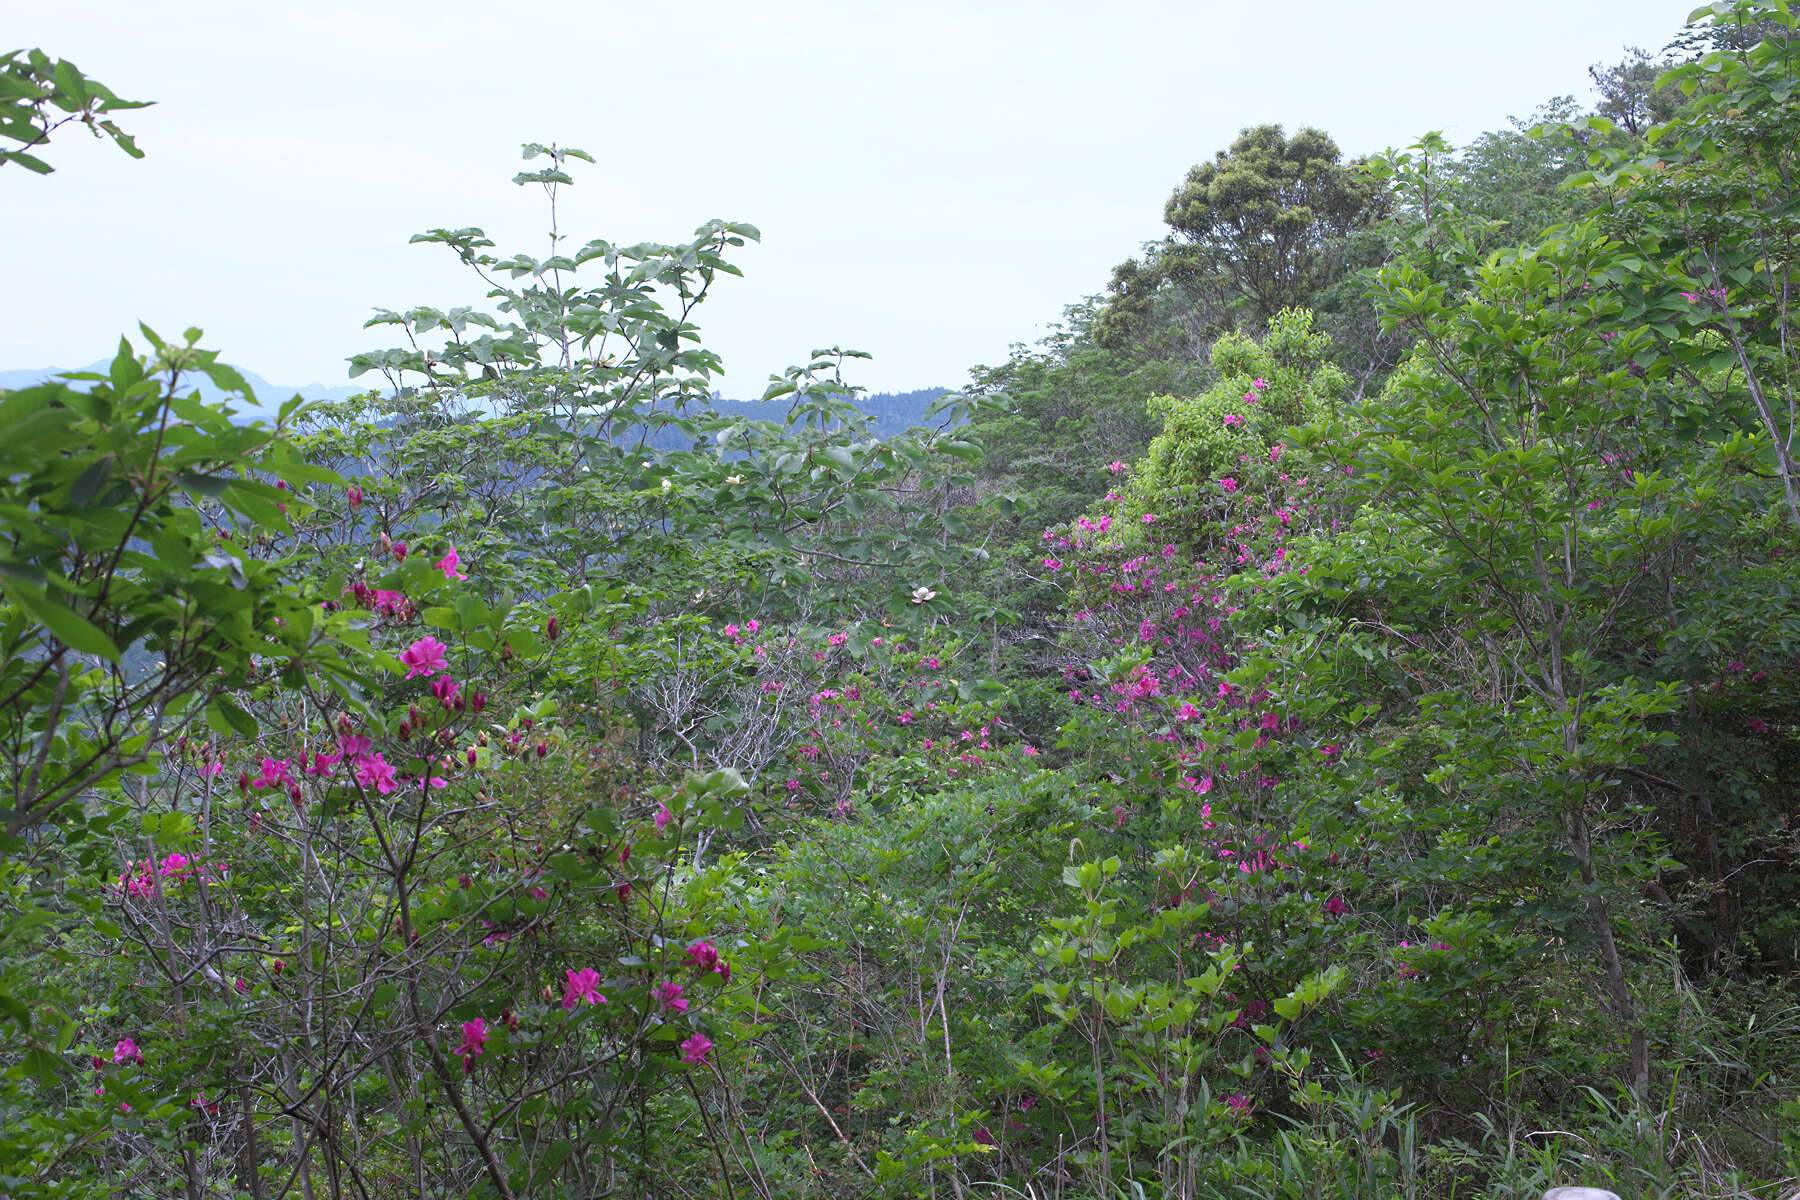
[661,478,673,491]
[910,586,938,604]
[725,474,744,485]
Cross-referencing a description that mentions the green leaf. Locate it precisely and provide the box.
[205,694,258,738]
[69,454,115,507]
[0,580,119,660]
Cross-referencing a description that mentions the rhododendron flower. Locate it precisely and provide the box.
[1223,413,1244,427]
[563,967,605,1009]
[347,485,363,507]
[1324,895,1349,916]
[1220,477,1238,493]
[685,939,730,981]
[354,753,397,795]
[455,1019,487,1073]
[250,758,292,790]
[431,675,460,709]
[434,546,468,581]
[654,802,673,831]
[401,636,450,679]
[1107,460,1126,474]
[391,540,408,562]
[680,1033,714,1064]
[114,1038,143,1065]
[654,981,688,1013]
[1225,1092,1253,1115]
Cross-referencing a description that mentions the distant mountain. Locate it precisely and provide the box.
[0,365,951,438]
[0,360,366,422]
[709,387,953,439]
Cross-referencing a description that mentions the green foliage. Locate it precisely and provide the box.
[0,49,148,174]
[1100,125,1387,348]
[7,8,1800,1199]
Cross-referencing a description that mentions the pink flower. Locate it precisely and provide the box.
[455,1018,487,1073]
[1225,1092,1253,1115]
[654,802,673,831]
[354,753,397,795]
[680,1033,714,1065]
[654,981,688,1013]
[401,636,450,679]
[562,967,605,1009]
[347,485,363,507]
[434,546,468,581]
[1251,378,1267,391]
[1324,895,1348,916]
[431,676,461,711]
[113,1038,143,1066]
[1107,460,1127,474]
[391,540,408,562]
[685,939,730,981]
[250,757,292,790]
[1223,413,1244,428]
[1142,513,1157,524]
[1220,477,1238,494]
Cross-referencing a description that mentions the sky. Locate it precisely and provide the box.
[5,1,1692,396]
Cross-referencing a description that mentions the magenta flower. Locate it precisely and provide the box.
[250,757,292,790]
[431,675,461,709]
[680,1032,714,1065]
[347,485,363,507]
[113,1038,143,1065]
[654,802,673,831]
[654,981,688,1013]
[1324,895,1349,916]
[434,546,468,581]
[1223,413,1244,427]
[685,941,717,969]
[401,636,450,679]
[1225,1092,1253,1116]
[562,967,605,1009]
[1220,477,1239,494]
[455,1018,487,1073]
[353,753,397,795]
[1107,460,1127,474]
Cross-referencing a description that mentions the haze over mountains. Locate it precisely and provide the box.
[0,362,950,435]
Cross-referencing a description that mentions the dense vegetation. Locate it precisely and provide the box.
[3,6,1798,1197]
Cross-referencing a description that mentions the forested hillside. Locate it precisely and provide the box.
[2,9,1798,1199]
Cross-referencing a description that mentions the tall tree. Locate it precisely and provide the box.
[1098,125,1386,352]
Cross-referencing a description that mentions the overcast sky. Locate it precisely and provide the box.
[6,1,1690,396]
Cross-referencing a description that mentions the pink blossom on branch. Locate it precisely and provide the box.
[434,545,468,581]
[680,1033,714,1065]
[455,1018,487,1073]
[401,636,450,679]
[562,967,605,1009]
